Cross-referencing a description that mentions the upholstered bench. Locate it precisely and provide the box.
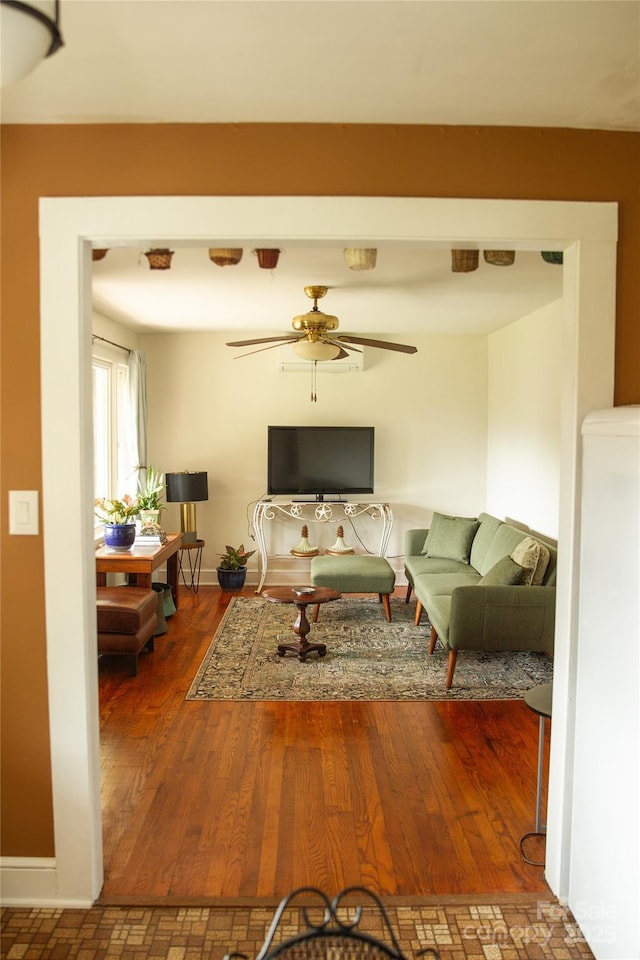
[310,555,396,621]
[96,586,158,676]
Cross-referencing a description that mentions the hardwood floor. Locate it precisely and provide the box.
[98,586,550,903]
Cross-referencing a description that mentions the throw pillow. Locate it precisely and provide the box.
[421,512,480,564]
[510,536,551,586]
[478,556,525,586]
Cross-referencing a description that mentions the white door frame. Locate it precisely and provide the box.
[26,196,617,904]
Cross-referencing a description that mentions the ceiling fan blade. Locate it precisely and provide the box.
[338,335,418,354]
[324,337,363,355]
[226,335,300,347]
[232,339,302,359]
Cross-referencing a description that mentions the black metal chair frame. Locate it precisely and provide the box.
[224,887,440,960]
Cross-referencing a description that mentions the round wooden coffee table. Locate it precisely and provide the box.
[262,586,341,661]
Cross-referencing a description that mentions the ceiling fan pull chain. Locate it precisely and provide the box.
[311,361,318,402]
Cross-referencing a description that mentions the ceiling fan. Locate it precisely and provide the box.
[226,285,418,363]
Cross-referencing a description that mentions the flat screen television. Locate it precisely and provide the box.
[267,426,375,500]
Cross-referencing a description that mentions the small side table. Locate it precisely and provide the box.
[520,681,553,866]
[178,539,204,593]
[262,586,341,661]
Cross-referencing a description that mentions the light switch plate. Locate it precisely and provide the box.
[9,490,39,535]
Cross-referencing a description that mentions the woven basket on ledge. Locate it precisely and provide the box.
[451,249,479,273]
[344,247,377,271]
[541,251,564,265]
[144,248,174,270]
[208,248,243,266]
[484,250,516,266]
[253,248,281,269]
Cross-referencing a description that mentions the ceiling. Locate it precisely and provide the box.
[3,1,637,337]
[91,244,564,336]
[3,1,639,129]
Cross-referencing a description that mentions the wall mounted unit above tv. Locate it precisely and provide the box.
[267,426,375,501]
[278,343,364,374]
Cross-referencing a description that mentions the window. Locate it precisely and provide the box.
[92,342,138,526]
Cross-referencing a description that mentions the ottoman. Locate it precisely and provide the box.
[311,555,396,621]
[96,586,158,676]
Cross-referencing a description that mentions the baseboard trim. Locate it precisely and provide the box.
[0,857,93,907]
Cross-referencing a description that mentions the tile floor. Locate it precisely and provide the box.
[1,897,595,960]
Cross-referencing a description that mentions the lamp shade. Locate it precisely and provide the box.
[165,471,208,503]
[293,340,341,362]
[1,0,64,87]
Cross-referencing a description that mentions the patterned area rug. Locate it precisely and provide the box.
[186,597,553,701]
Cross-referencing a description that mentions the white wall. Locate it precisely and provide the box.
[106,295,564,580]
[92,310,140,352]
[142,330,489,582]
[487,298,563,539]
[570,409,640,959]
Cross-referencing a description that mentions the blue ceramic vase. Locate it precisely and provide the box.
[103,523,136,552]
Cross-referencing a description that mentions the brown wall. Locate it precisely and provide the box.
[1,124,639,856]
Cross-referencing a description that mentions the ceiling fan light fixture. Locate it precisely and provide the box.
[293,340,342,362]
[0,0,64,87]
[208,248,243,267]
[226,284,416,363]
[344,248,377,271]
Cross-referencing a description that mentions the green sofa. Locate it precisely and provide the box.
[404,512,557,688]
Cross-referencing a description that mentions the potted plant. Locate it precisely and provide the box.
[94,494,140,551]
[137,464,165,525]
[217,544,256,591]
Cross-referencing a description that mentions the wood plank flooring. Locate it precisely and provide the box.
[98,586,550,904]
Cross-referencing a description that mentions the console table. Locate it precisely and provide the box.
[252,500,393,592]
[95,533,182,608]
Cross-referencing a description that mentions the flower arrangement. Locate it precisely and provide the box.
[94,494,140,525]
[137,464,165,512]
[218,544,256,570]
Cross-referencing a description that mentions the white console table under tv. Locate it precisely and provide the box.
[251,499,393,593]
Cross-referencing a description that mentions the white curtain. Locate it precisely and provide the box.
[128,350,147,484]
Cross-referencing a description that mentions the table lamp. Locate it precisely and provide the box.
[165,471,208,544]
